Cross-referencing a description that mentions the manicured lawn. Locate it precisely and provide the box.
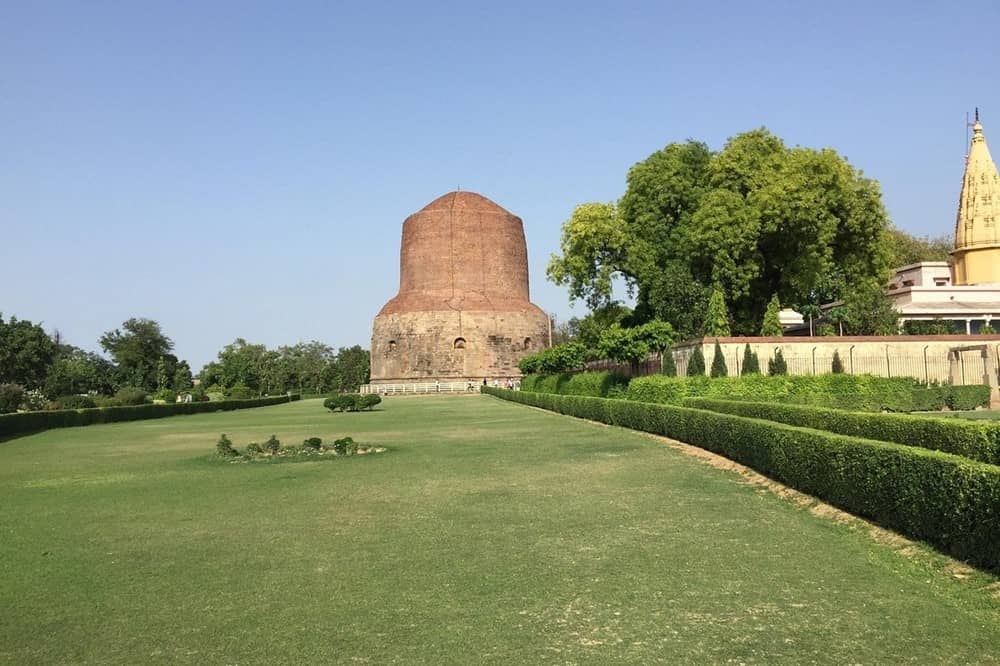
[1,396,998,664]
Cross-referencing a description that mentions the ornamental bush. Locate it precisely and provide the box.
[265,435,281,454]
[358,394,382,410]
[709,340,728,378]
[484,387,1000,572]
[302,437,322,451]
[216,434,238,458]
[686,347,706,376]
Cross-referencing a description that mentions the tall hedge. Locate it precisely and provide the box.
[684,398,1000,466]
[0,395,300,441]
[484,387,1000,572]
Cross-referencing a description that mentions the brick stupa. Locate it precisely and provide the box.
[370,191,549,384]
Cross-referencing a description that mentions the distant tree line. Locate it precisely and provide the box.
[0,311,369,414]
[199,339,369,398]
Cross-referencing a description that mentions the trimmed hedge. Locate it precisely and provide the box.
[684,398,1000,466]
[625,374,992,413]
[521,371,629,398]
[0,394,300,441]
[484,387,1000,572]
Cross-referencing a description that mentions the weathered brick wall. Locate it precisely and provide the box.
[370,191,550,382]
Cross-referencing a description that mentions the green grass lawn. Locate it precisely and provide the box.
[1,396,998,664]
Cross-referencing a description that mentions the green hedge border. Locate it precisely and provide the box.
[684,398,1000,466]
[484,388,1000,572]
[0,395,301,441]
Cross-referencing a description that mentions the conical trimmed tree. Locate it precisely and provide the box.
[704,287,731,337]
[710,339,728,377]
[760,294,783,337]
[742,344,760,375]
[831,350,845,374]
[687,346,706,376]
[768,348,788,376]
[662,349,677,377]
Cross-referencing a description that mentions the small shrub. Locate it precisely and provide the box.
[947,385,992,411]
[245,442,263,456]
[114,387,147,406]
[358,394,382,410]
[831,351,845,374]
[324,394,361,412]
[332,436,356,455]
[741,345,759,376]
[265,435,281,454]
[0,384,25,414]
[52,395,97,410]
[302,437,322,450]
[980,324,996,335]
[216,434,239,457]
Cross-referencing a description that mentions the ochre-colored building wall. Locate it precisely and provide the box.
[370,191,550,383]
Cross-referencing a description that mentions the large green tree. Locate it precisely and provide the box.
[44,345,115,396]
[99,318,176,391]
[0,313,56,390]
[547,128,892,337]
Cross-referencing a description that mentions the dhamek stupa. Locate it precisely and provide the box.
[369,191,550,384]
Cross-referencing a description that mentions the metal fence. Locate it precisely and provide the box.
[360,381,486,395]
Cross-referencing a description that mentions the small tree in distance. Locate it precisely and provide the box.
[710,340,728,377]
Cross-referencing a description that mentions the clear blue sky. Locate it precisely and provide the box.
[3,1,998,370]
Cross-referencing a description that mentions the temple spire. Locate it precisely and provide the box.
[951,111,1000,284]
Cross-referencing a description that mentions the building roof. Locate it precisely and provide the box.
[954,111,1000,251]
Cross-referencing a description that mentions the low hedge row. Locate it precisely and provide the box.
[0,394,300,441]
[625,375,920,411]
[621,374,992,413]
[484,387,1000,572]
[684,398,1000,466]
[521,371,629,397]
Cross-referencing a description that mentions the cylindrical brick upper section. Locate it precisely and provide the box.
[380,192,532,314]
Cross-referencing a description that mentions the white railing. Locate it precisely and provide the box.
[360,381,486,395]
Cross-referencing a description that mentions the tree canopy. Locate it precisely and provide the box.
[547,128,893,337]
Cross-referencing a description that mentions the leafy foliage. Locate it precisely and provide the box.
[0,383,24,414]
[547,129,893,337]
[703,288,731,337]
[662,351,677,377]
[597,325,649,365]
[902,319,956,335]
[842,280,899,335]
[519,342,590,375]
[520,371,629,398]
[216,434,238,458]
[99,318,175,392]
[0,314,56,390]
